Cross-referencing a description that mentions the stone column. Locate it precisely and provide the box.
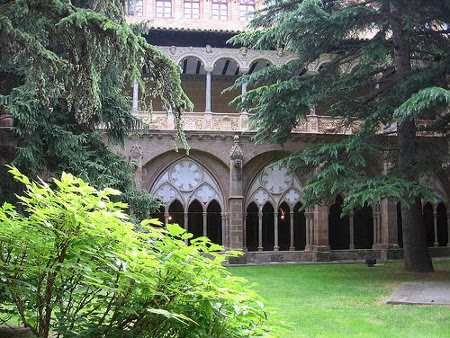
[378,198,399,249]
[132,79,139,114]
[184,211,189,244]
[310,211,314,248]
[258,211,263,251]
[313,205,329,248]
[274,212,279,251]
[305,211,310,249]
[433,211,439,247]
[312,205,330,261]
[349,211,355,250]
[203,211,208,237]
[222,212,227,248]
[229,136,244,250]
[205,68,212,112]
[243,212,248,251]
[164,206,169,227]
[447,211,450,247]
[289,211,295,251]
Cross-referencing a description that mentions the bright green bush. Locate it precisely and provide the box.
[0,168,268,337]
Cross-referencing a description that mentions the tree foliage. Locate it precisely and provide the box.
[0,167,268,337]
[0,0,191,217]
[231,0,449,272]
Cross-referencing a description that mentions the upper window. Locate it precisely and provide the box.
[156,0,172,18]
[184,0,200,19]
[212,0,228,20]
[128,0,143,16]
[240,0,255,20]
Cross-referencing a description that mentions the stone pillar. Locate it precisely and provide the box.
[289,211,295,251]
[164,206,169,227]
[305,211,310,249]
[132,79,139,113]
[258,211,263,251]
[378,198,399,249]
[349,211,355,249]
[222,212,227,248]
[312,205,330,261]
[184,211,189,244]
[203,211,208,237]
[313,205,330,249]
[274,212,279,251]
[243,212,248,251]
[205,68,212,112]
[229,135,244,250]
[447,211,450,247]
[128,146,143,189]
[310,211,315,248]
[433,211,439,247]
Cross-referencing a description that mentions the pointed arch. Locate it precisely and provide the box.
[329,195,350,250]
[246,202,259,252]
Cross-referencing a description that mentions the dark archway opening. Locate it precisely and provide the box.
[354,205,374,249]
[262,202,274,251]
[278,202,290,251]
[437,203,448,247]
[152,204,166,225]
[329,196,350,250]
[207,200,222,245]
[423,202,434,247]
[168,200,184,227]
[246,203,259,252]
[397,203,403,248]
[294,202,306,250]
[188,200,203,239]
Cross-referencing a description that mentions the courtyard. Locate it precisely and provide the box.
[230,261,450,337]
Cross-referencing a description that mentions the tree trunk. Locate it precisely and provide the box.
[391,1,433,272]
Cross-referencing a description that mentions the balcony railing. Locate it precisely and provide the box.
[135,111,359,135]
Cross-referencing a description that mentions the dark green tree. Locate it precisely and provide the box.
[0,0,190,219]
[231,0,450,272]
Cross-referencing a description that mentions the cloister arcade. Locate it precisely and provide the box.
[146,154,450,255]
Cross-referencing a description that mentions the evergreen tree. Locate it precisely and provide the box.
[231,0,450,272]
[0,0,190,219]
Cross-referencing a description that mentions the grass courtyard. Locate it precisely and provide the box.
[229,261,450,338]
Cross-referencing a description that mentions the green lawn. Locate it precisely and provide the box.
[229,261,450,338]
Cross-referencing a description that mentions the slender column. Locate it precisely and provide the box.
[447,211,450,247]
[372,207,378,245]
[310,213,314,246]
[377,204,383,243]
[349,211,355,249]
[132,79,139,113]
[241,82,248,97]
[274,212,279,251]
[289,211,295,251]
[221,212,227,248]
[164,206,169,227]
[203,211,208,237]
[305,212,310,248]
[258,211,263,251]
[184,211,189,244]
[205,69,212,112]
[433,211,439,247]
[243,212,248,251]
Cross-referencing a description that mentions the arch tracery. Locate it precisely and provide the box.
[151,158,224,210]
[247,164,305,209]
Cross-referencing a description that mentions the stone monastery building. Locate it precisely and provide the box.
[120,0,450,263]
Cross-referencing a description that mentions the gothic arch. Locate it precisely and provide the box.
[150,157,225,211]
[246,163,305,209]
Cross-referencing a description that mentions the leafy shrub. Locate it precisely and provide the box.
[0,168,268,337]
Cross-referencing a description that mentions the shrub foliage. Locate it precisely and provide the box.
[0,168,268,337]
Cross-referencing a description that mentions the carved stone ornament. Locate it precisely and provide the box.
[129,145,143,164]
[230,135,244,167]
